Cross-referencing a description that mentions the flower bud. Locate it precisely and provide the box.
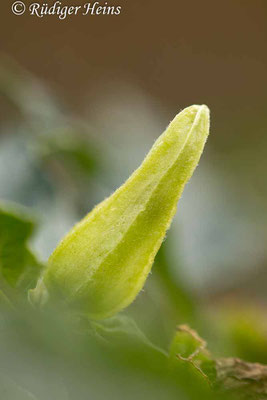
[42,105,210,319]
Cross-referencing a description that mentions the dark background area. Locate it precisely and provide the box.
[1,0,266,121]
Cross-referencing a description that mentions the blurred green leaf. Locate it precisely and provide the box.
[0,204,43,296]
[0,288,14,309]
[154,243,196,323]
[42,132,100,177]
[222,306,267,364]
[90,314,166,354]
[0,374,38,400]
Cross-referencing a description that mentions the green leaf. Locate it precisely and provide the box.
[154,242,197,324]
[169,325,216,383]
[0,373,38,400]
[0,289,14,309]
[42,105,210,319]
[220,305,267,364]
[0,203,42,295]
[41,130,101,177]
[89,314,166,354]
[85,315,169,378]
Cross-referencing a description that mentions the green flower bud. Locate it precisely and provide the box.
[42,105,210,319]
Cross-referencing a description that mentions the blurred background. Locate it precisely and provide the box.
[0,1,267,398]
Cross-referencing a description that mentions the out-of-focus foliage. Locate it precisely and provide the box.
[0,299,234,400]
[206,304,267,365]
[0,373,37,400]
[226,308,267,365]
[0,204,42,301]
